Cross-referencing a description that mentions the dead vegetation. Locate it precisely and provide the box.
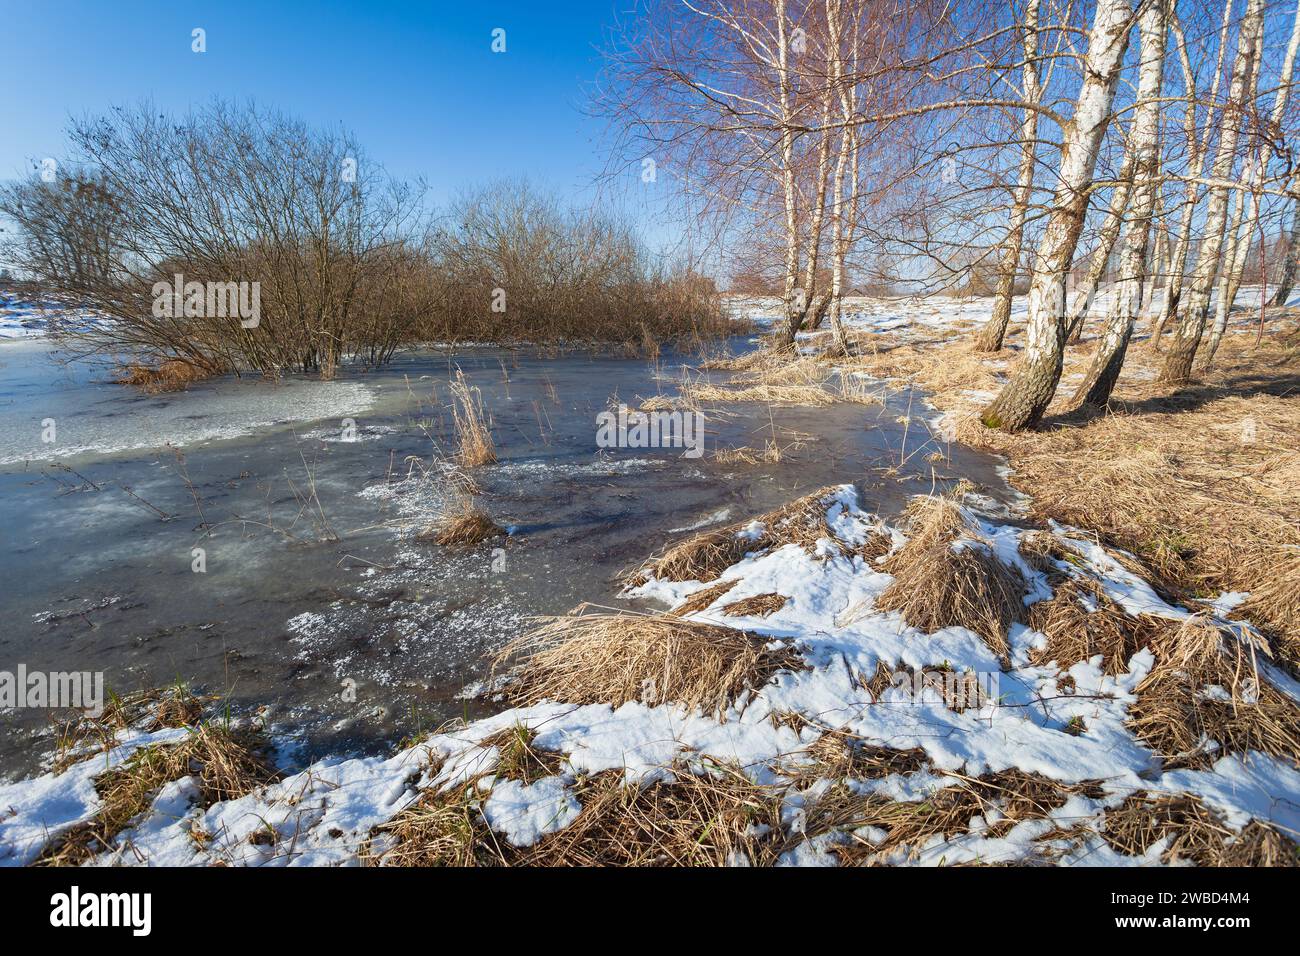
[112,358,218,393]
[1027,577,1151,675]
[36,722,277,866]
[371,760,794,867]
[874,492,1025,663]
[1126,616,1300,770]
[417,486,504,546]
[449,371,497,467]
[1100,792,1299,866]
[670,578,739,615]
[51,685,208,773]
[492,607,804,718]
[627,485,854,586]
[476,725,569,785]
[834,770,1105,864]
[720,592,788,618]
[784,730,927,788]
[853,323,1300,672]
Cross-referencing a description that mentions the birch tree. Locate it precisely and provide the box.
[1160,0,1265,383]
[973,0,1043,352]
[1153,2,1234,342]
[1073,0,1168,407]
[981,0,1135,431]
[1064,146,1136,342]
[1202,0,1300,364]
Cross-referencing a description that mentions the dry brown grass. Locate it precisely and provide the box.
[449,371,497,467]
[681,380,839,407]
[670,578,739,615]
[783,730,927,788]
[864,321,1300,671]
[628,485,850,586]
[835,770,1104,863]
[875,493,1026,663]
[1126,617,1300,769]
[36,723,277,866]
[492,607,803,718]
[51,685,208,773]
[370,761,794,867]
[713,441,786,465]
[1027,578,1152,676]
[1100,791,1298,866]
[417,487,504,546]
[720,592,788,618]
[476,725,569,785]
[112,359,218,393]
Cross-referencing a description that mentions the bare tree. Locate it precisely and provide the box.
[981,0,1135,431]
[974,0,1043,353]
[1073,0,1168,407]
[1160,0,1265,383]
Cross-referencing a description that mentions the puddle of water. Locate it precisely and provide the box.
[0,338,1014,778]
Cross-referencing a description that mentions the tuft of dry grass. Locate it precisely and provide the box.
[449,371,497,467]
[721,592,788,618]
[713,442,787,465]
[113,359,218,393]
[835,770,1104,863]
[51,685,208,774]
[783,731,927,789]
[492,607,804,718]
[371,761,793,867]
[1027,578,1151,676]
[875,493,1025,663]
[670,578,739,616]
[476,725,569,785]
[628,486,850,586]
[36,723,277,866]
[1126,617,1300,769]
[417,487,504,546]
[1097,792,1297,866]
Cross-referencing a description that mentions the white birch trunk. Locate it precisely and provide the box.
[1161,0,1266,382]
[1074,0,1168,407]
[975,0,1043,352]
[982,0,1134,431]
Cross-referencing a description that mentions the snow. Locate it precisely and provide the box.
[483,776,582,846]
[1,483,1296,867]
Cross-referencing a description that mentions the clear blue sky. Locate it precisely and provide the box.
[0,0,641,210]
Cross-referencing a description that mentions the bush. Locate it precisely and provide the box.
[2,108,729,377]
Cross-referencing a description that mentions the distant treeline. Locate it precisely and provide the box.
[0,102,726,379]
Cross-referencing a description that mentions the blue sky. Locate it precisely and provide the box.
[0,0,640,208]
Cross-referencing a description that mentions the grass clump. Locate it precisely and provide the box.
[417,487,504,546]
[875,492,1025,664]
[1027,577,1150,676]
[1126,617,1300,769]
[1100,792,1299,866]
[112,359,219,393]
[36,723,277,866]
[477,725,569,785]
[670,578,739,616]
[371,761,792,867]
[449,371,497,467]
[835,770,1104,864]
[720,592,788,618]
[492,606,804,718]
[628,485,852,586]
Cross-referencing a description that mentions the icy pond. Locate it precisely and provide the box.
[0,336,1016,778]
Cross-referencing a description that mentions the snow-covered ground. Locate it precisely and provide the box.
[2,485,1294,866]
[0,290,111,339]
[727,286,1297,340]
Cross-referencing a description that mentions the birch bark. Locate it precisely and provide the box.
[981,0,1135,431]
